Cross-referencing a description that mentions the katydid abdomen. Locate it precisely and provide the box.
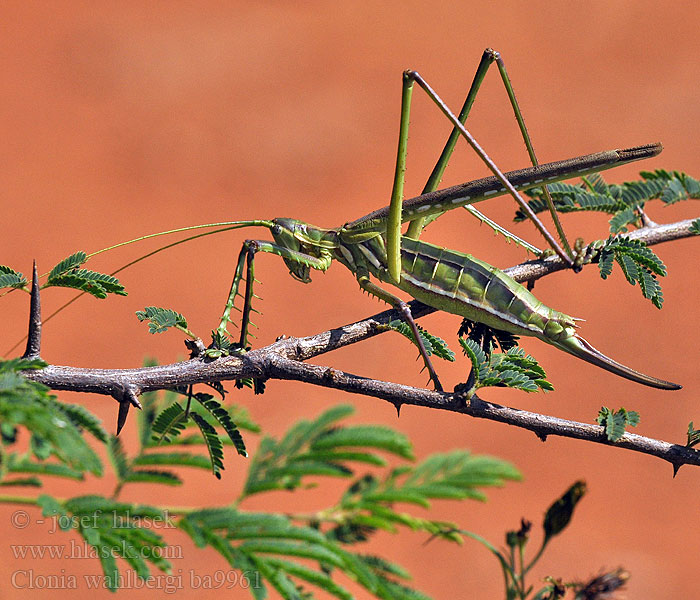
[367,236,680,390]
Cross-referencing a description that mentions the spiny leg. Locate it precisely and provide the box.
[356,269,443,392]
[218,244,250,348]
[239,242,257,348]
[387,60,573,267]
[218,240,332,349]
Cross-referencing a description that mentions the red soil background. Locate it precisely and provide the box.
[1,2,699,598]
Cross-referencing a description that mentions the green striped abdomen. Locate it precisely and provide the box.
[394,237,577,342]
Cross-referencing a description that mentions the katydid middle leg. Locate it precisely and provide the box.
[355,268,443,392]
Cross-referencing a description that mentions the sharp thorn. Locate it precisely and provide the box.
[116,401,130,435]
[394,402,402,417]
[672,462,682,478]
[22,261,42,360]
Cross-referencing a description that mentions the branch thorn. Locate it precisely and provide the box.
[114,385,142,435]
[22,260,42,360]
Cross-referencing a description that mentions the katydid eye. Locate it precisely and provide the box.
[272,225,282,235]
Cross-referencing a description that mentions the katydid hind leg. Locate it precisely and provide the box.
[400,69,573,267]
[491,50,573,260]
[407,48,498,239]
[406,48,571,258]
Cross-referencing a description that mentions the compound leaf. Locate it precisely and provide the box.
[136,306,189,335]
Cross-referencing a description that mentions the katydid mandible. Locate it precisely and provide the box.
[218,50,680,392]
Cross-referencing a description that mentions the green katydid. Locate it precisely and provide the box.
[210,49,680,392]
[7,50,678,394]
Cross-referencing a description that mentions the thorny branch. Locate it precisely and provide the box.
[19,217,700,471]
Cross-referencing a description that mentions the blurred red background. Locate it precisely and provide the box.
[1,2,699,598]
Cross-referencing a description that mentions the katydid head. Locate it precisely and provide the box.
[270,218,337,283]
[270,218,310,282]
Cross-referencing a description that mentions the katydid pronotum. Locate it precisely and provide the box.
[211,49,680,392]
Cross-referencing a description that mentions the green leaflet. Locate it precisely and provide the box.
[608,206,639,233]
[311,426,414,460]
[459,338,553,394]
[179,508,377,600]
[0,476,42,487]
[0,265,27,290]
[686,422,700,449]
[138,367,258,479]
[57,402,108,443]
[639,168,700,203]
[107,435,131,480]
[151,402,188,444]
[0,360,102,477]
[242,405,413,499]
[48,251,88,279]
[374,578,433,600]
[191,412,225,479]
[596,407,640,442]
[516,179,625,222]
[263,557,354,600]
[37,494,170,590]
[516,169,700,237]
[136,306,190,334]
[595,236,665,308]
[387,319,455,361]
[108,434,185,488]
[123,469,182,486]
[133,452,212,470]
[5,453,84,480]
[328,450,520,547]
[356,554,412,581]
[171,406,522,599]
[45,251,126,298]
[240,539,346,568]
[193,393,248,457]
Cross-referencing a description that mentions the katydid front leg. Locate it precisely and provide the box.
[218,240,332,349]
